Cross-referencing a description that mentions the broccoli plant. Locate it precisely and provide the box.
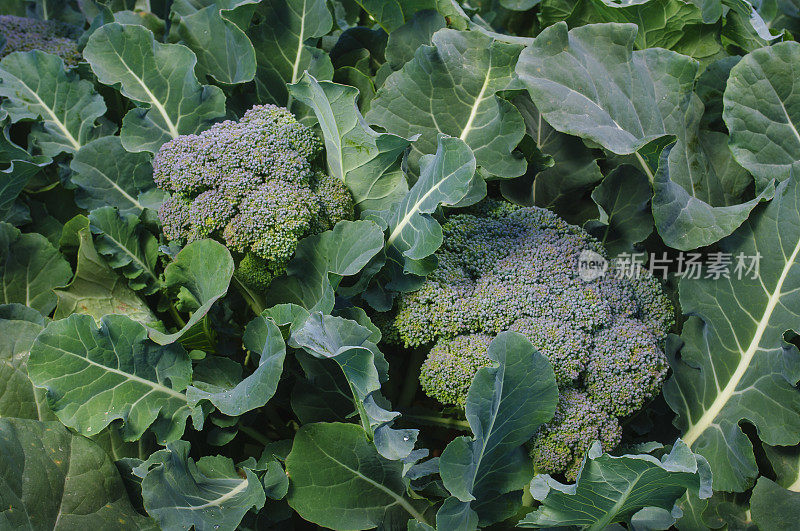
[154,104,354,291]
[0,15,81,65]
[386,200,674,478]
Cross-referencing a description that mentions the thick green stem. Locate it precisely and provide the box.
[232,276,266,316]
[168,303,186,328]
[400,413,471,432]
[398,347,427,408]
[239,425,271,446]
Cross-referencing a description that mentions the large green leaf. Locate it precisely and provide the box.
[28,313,193,444]
[367,28,526,178]
[84,23,226,153]
[723,41,800,188]
[503,95,602,224]
[0,304,53,420]
[289,312,417,460]
[0,51,106,156]
[384,9,446,70]
[519,440,711,529]
[285,422,429,530]
[134,440,265,531]
[170,0,259,84]
[187,314,286,416]
[516,22,767,249]
[436,332,559,529]
[89,207,163,296]
[288,73,410,211]
[250,0,333,106]
[663,172,800,491]
[70,137,161,216]
[516,22,694,158]
[0,418,154,529]
[53,226,155,323]
[585,164,654,257]
[750,477,800,531]
[147,239,234,345]
[539,0,721,60]
[0,119,51,220]
[0,222,71,315]
[372,135,479,279]
[267,219,385,312]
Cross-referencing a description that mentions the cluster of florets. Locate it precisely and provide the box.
[0,15,82,66]
[387,200,674,479]
[155,105,354,290]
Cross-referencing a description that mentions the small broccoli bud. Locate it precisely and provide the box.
[0,15,81,66]
[419,334,494,408]
[154,104,355,291]
[529,389,622,480]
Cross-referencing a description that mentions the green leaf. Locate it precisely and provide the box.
[437,332,559,528]
[135,440,265,531]
[70,136,161,216]
[539,0,721,61]
[519,440,711,529]
[28,313,193,444]
[289,312,416,460]
[516,22,696,158]
[147,239,234,345]
[384,9,445,70]
[663,172,800,491]
[0,222,71,315]
[53,226,156,323]
[585,164,653,257]
[89,206,163,296]
[354,0,404,32]
[84,23,226,153]
[367,28,526,178]
[187,314,286,416]
[503,94,602,224]
[0,418,154,529]
[750,477,800,531]
[0,50,107,156]
[289,74,410,211]
[0,304,53,421]
[250,0,334,106]
[0,158,50,222]
[285,422,429,530]
[267,219,384,312]
[723,41,800,188]
[170,0,258,84]
[373,135,478,279]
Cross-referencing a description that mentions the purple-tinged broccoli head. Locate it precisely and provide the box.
[154,105,354,291]
[387,200,674,479]
[0,15,81,66]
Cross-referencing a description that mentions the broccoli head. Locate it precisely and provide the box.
[154,105,354,290]
[388,200,674,479]
[0,15,82,66]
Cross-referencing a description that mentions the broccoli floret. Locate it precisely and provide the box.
[0,15,81,66]
[154,105,354,291]
[419,334,494,408]
[388,202,674,479]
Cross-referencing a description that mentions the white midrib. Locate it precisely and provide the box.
[790,472,800,493]
[460,68,492,142]
[587,474,642,531]
[101,174,144,211]
[17,78,81,151]
[177,479,249,510]
[48,345,187,401]
[316,444,429,524]
[111,48,180,138]
[684,235,800,446]
[291,0,307,85]
[386,170,456,246]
